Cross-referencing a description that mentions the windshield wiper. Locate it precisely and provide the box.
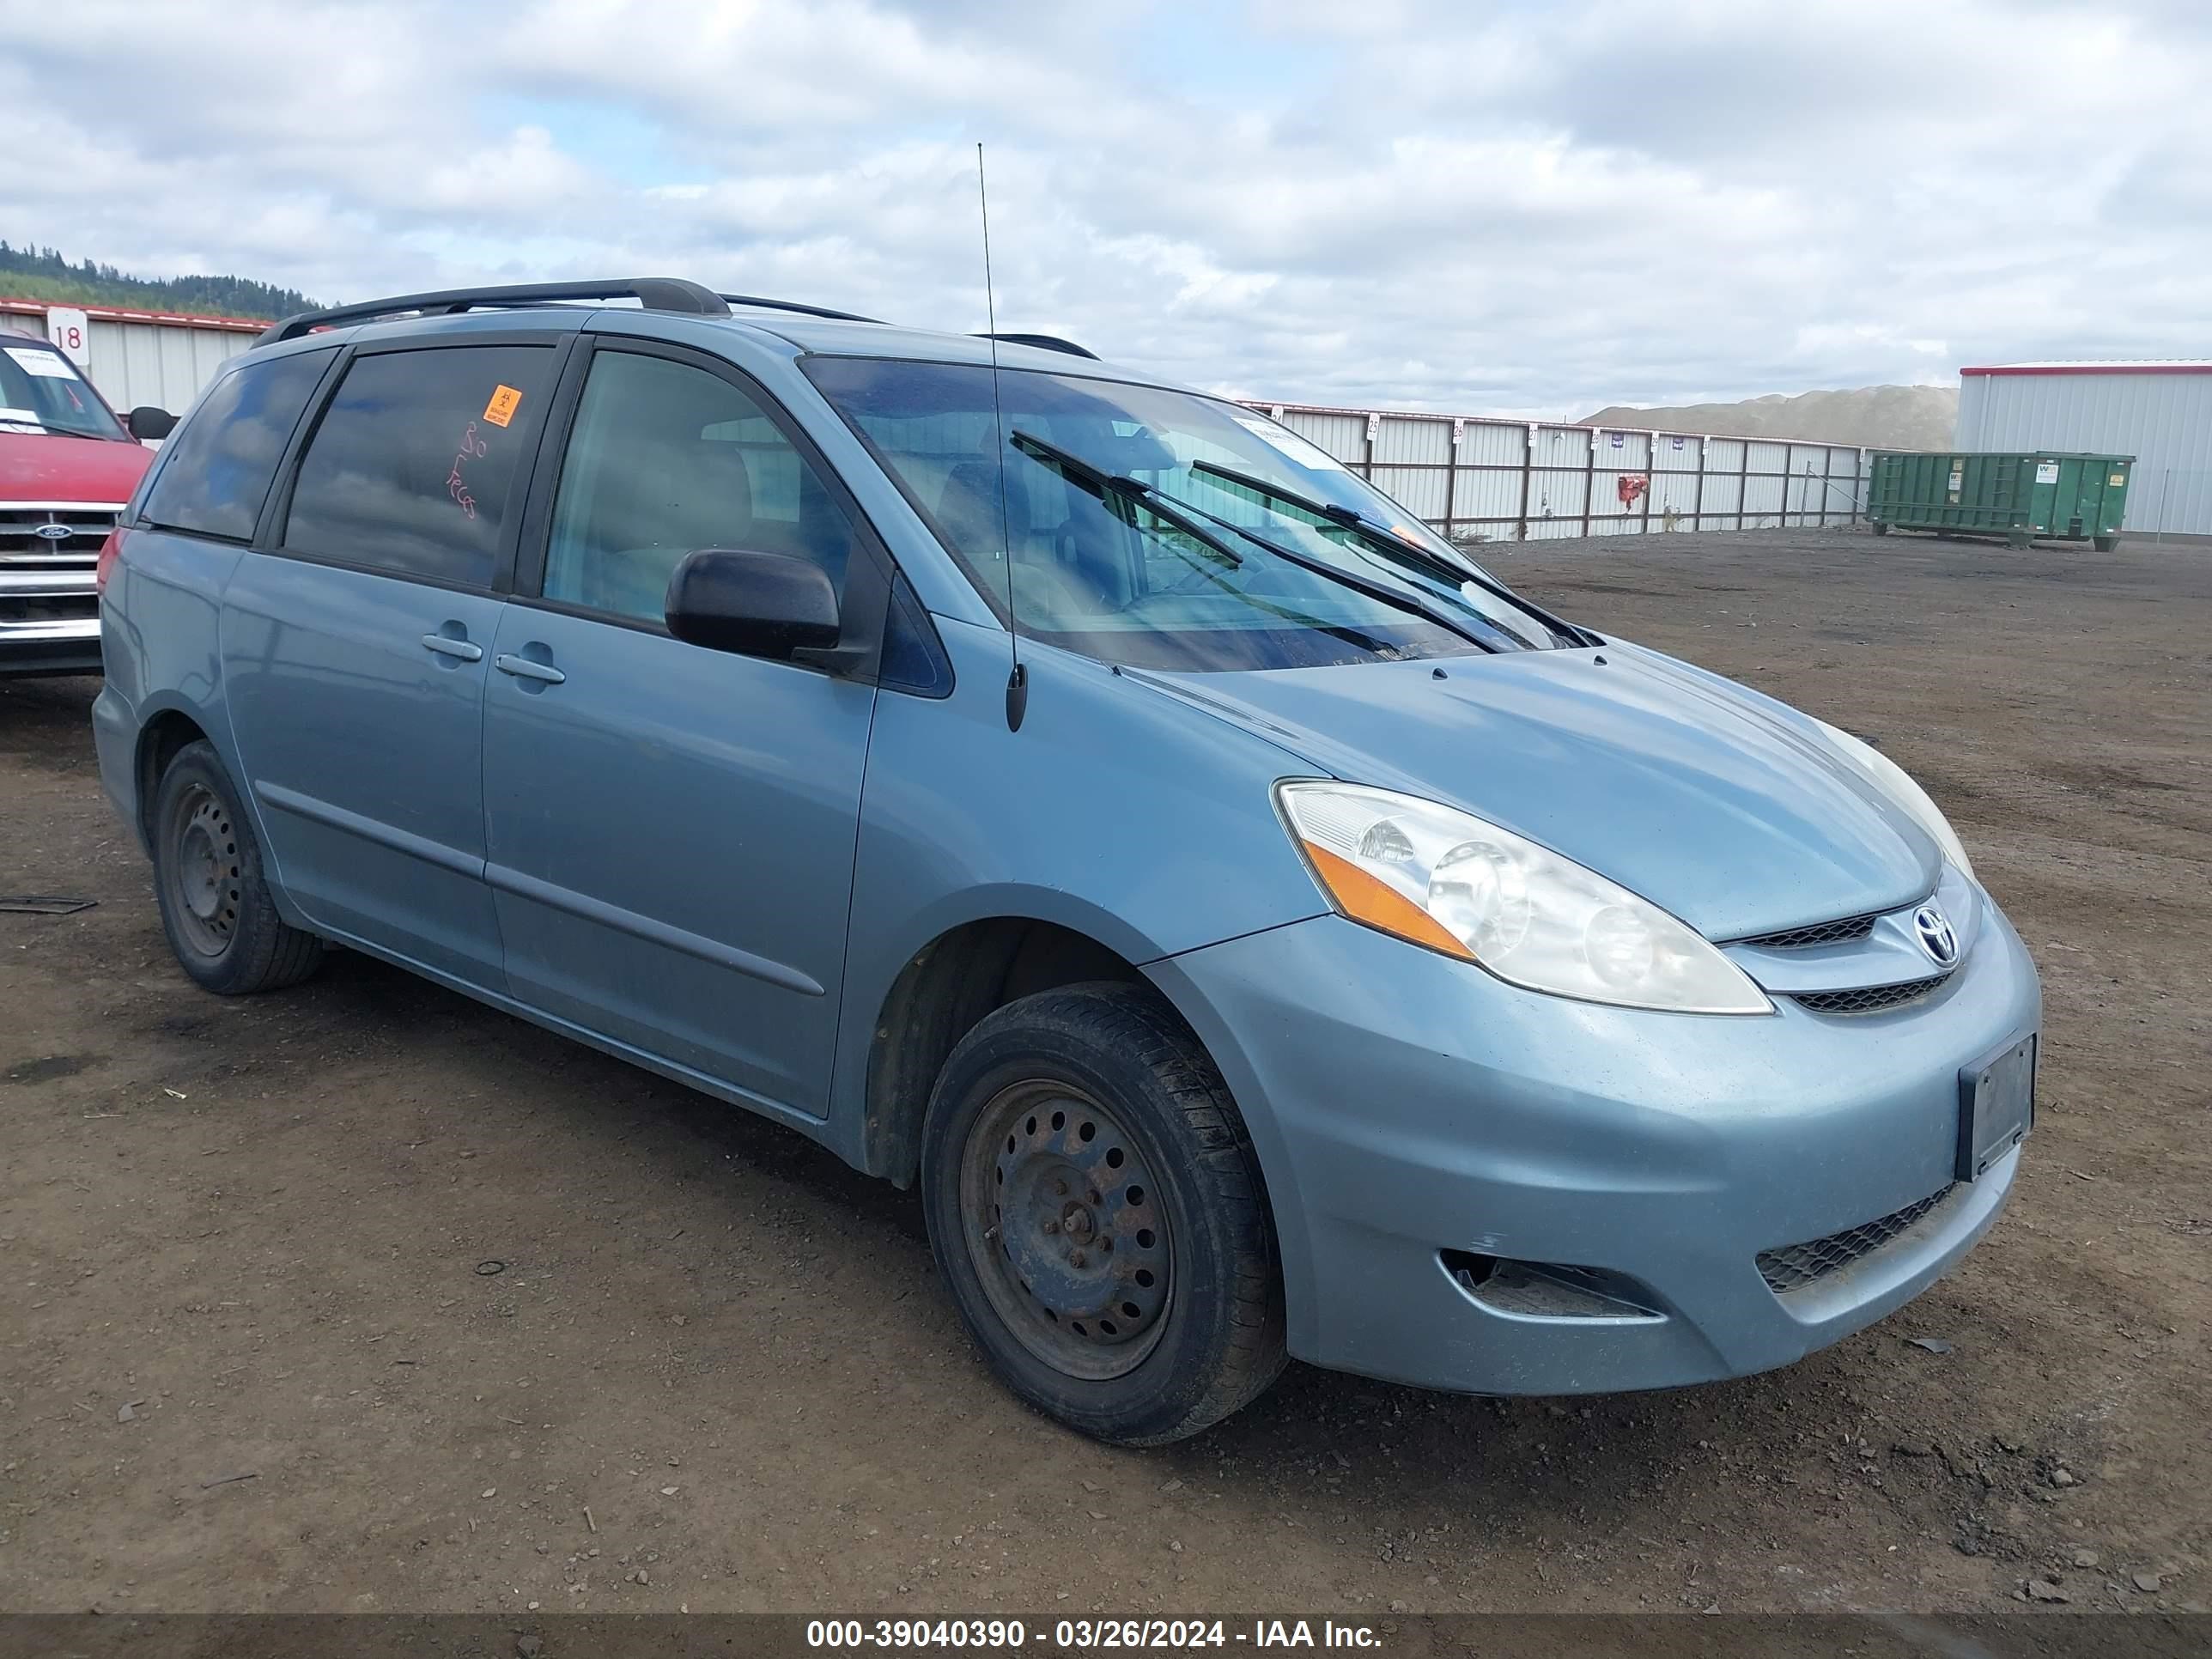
[1009,429,1242,567]
[1189,459,1470,576]
[1188,459,1599,648]
[1008,429,1497,653]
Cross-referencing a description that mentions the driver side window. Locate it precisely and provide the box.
[544,350,854,624]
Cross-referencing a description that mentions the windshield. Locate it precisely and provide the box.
[804,356,1575,671]
[0,343,127,441]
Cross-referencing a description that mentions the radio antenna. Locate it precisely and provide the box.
[977,143,1026,732]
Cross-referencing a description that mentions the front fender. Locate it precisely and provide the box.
[825,619,1328,1158]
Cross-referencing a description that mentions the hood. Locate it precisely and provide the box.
[0,430,154,505]
[1139,646,1938,940]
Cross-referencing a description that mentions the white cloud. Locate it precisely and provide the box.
[3,0,2207,418]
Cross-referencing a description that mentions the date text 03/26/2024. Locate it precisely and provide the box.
[805,1619,1382,1650]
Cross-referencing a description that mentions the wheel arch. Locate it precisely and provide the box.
[134,705,215,849]
[130,695,306,931]
[860,915,1150,1190]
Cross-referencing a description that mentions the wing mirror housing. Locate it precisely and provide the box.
[125,406,178,441]
[665,548,843,662]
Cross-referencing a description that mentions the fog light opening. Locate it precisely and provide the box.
[1441,1249,1499,1291]
[1441,1249,1664,1321]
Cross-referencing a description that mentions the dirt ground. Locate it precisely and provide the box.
[1,526,2206,1620]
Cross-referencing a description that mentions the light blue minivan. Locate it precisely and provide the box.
[94,279,2039,1443]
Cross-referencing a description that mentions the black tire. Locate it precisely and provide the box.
[150,739,324,995]
[920,982,1286,1445]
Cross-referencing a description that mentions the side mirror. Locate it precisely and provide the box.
[665,548,842,660]
[126,406,178,441]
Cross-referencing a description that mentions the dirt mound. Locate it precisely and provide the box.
[1582,385,1957,451]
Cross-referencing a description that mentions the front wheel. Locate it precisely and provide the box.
[921,982,1286,1444]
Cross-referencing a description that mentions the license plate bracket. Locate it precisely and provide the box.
[1958,1032,2036,1182]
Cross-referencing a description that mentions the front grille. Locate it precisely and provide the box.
[1738,910,1882,949]
[0,504,120,566]
[1790,973,1951,1015]
[1758,1186,1954,1293]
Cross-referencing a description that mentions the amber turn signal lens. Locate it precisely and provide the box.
[1300,840,1474,962]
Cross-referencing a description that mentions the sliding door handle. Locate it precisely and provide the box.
[495,653,566,685]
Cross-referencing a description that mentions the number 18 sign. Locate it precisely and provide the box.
[46,307,91,366]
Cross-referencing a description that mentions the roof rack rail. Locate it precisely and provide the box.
[720,294,884,324]
[256,277,731,344]
[975,331,1099,361]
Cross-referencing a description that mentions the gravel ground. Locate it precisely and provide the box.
[1,526,2205,1618]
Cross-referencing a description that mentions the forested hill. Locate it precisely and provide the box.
[0,242,319,320]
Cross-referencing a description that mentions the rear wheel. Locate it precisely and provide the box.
[921,982,1285,1444]
[151,740,323,995]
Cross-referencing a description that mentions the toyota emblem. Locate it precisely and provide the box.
[1912,903,1959,966]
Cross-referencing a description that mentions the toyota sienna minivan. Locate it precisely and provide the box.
[93,278,2039,1444]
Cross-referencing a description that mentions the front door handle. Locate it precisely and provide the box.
[421,633,483,662]
[495,652,566,685]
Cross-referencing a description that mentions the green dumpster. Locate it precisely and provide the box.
[1867,451,2134,550]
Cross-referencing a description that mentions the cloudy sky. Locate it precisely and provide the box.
[5,0,2203,418]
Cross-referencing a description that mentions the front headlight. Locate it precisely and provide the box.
[1276,781,1771,1015]
[1813,720,1973,880]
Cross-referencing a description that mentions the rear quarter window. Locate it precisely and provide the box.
[140,349,335,540]
[282,344,554,587]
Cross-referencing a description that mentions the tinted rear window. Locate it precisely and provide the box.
[141,349,334,541]
[283,344,554,587]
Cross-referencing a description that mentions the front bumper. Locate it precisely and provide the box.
[1149,897,2041,1395]
[0,611,101,677]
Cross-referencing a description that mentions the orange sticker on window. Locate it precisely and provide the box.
[483,385,523,428]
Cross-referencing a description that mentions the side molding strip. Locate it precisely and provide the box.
[253,781,482,878]
[485,863,827,998]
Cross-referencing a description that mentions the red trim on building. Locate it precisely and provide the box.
[0,295,270,332]
[1960,363,2212,377]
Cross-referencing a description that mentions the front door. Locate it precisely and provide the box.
[222,336,565,987]
[481,341,881,1114]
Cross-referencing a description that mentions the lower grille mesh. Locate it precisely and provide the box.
[1791,974,1951,1015]
[1758,1187,1953,1293]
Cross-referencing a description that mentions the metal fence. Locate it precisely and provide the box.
[1242,400,1871,544]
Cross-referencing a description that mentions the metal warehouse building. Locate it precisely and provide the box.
[1957,362,2212,538]
[0,296,262,416]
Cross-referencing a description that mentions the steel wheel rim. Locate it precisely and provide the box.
[958,1079,1174,1382]
[165,783,241,959]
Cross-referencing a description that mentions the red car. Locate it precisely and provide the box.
[1,335,173,676]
